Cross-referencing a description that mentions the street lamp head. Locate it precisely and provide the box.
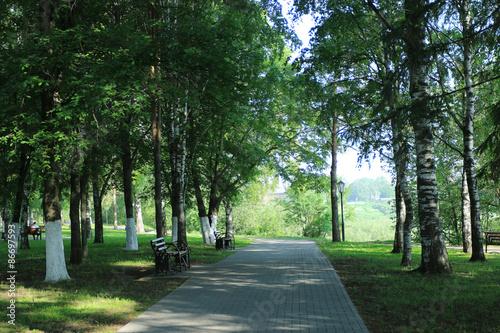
[337,180,345,194]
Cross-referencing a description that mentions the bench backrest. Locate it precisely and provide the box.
[151,237,168,254]
[151,237,190,254]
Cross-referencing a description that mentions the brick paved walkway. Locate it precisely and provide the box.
[117,238,369,332]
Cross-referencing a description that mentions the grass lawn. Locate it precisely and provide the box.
[316,242,500,333]
[0,227,252,333]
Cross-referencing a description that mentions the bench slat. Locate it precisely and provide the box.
[485,232,500,252]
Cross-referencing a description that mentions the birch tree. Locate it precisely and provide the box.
[456,0,486,262]
[404,0,452,273]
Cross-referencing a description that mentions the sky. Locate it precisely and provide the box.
[281,2,394,185]
[337,149,393,184]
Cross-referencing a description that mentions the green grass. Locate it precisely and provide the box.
[316,242,500,333]
[4,229,498,332]
[0,227,252,333]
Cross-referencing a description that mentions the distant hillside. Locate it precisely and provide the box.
[347,177,394,202]
[346,201,395,242]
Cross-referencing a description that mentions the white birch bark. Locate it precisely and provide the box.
[461,168,472,253]
[406,0,451,273]
[460,0,485,261]
[125,218,139,251]
[45,220,71,283]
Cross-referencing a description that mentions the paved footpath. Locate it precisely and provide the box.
[117,238,369,333]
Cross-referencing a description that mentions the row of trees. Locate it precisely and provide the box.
[0,0,303,282]
[2,0,500,282]
[292,0,500,272]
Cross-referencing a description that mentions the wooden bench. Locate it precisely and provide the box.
[485,231,500,253]
[150,237,190,275]
[214,230,235,251]
[28,224,45,240]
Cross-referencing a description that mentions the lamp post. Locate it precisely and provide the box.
[337,180,345,242]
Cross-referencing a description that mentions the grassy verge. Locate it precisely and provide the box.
[0,227,252,333]
[316,242,500,333]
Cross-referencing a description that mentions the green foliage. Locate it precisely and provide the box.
[230,182,291,237]
[280,189,330,238]
[346,201,395,242]
[348,177,394,202]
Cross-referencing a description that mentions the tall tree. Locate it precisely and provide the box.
[456,0,486,262]
[404,0,452,273]
[38,0,73,282]
[69,144,83,265]
[120,115,139,251]
[148,0,167,239]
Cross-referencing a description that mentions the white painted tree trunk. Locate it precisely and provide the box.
[171,216,178,243]
[135,196,145,234]
[199,216,210,244]
[125,218,138,251]
[208,215,217,244]
[45,221,71,283]
[113,184,118,230]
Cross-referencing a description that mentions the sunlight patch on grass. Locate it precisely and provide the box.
[316,241,500,333]
[0,229,248,333]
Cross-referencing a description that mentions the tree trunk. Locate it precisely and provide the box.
[43,156,71,282]
[400,152,413,267]
[171,215,178,243]
[70,160,82,265]
[459,0,486,262]
[193,170,211,244]
[13,151,31,251]
[207,162,221,245]
[392,180,405,253]
[405,0,452,273]
[461,168,472,253]
[135,196,145,234]
[149,1,167,239]
[169,104,188,246]
[92,174,104,244]
[330,118,341,242]
[208,201,220,245]
[2,206,11,241]
[391,123,404,254]
[223,200,234,237]
[39,0,71,283]
[386,48,406,256]
[81,174,89,258]
[113,181,118,230]
[19,185,30,250]
[121,123,138,251]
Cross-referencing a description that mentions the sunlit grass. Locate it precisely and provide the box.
[316,242,500,333]
[0,226,252,333]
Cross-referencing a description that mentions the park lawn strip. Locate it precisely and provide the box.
[0,227,252,333]
[316,242,500,333]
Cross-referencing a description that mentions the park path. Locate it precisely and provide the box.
[117,238,369,332]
